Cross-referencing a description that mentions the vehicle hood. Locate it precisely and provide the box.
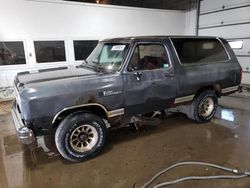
[15,65,98,88]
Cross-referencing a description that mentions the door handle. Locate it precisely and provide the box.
[164,68,174,77]
[134,72,142,81]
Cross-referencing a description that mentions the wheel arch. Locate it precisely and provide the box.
[52,103,109,127]
[195,84,222,99]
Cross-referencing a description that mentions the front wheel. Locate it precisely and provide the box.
[55,112,106,162]
[188,90,218,123]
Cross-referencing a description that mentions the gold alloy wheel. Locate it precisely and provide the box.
[70,124,98,153]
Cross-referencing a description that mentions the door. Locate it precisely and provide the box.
[123,42,176,116]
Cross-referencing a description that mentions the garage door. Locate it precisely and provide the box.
[198,0,250,85]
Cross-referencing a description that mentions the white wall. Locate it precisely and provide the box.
[0,0,186,39]
[0,0,189,100]
[185,9,197,35]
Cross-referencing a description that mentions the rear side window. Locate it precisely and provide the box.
[171,38,229,64]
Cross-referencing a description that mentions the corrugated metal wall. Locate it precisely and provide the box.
[198,0,250,85]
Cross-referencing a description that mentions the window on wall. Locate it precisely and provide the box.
[0,42,26,66]
[73,40,98,61]
[171,38,229,64]
[34,41,66,63]
[228,40,243,49]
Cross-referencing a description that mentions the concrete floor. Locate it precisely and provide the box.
[1,96,250,188]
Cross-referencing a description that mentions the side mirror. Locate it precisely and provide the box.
[128,65,137,72]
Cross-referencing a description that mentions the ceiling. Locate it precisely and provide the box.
[65,0,197,11]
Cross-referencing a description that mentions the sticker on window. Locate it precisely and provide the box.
[164,64,169,68]
[111,45,126,51]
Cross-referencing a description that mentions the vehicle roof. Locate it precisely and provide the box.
[101,35,222,43]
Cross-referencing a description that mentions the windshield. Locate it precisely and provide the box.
[86,43,129,72]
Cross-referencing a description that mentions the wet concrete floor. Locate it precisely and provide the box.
[1,96,250,188]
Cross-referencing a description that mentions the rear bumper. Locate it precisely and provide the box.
[11,100,35,144]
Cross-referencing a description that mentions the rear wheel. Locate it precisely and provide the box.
[55,112,106,162]
[188,90,218,123]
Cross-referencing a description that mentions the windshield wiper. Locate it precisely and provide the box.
[92,64,107,73]
[79,61,105,73]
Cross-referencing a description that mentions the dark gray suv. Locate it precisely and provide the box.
[11,36,242,162]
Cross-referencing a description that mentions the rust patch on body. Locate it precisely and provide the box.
[87,95,96,103]
[74,94,97,105]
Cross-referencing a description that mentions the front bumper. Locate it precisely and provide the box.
[11,100,35,144]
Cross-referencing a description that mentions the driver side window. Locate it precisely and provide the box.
[128,44,170,71]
